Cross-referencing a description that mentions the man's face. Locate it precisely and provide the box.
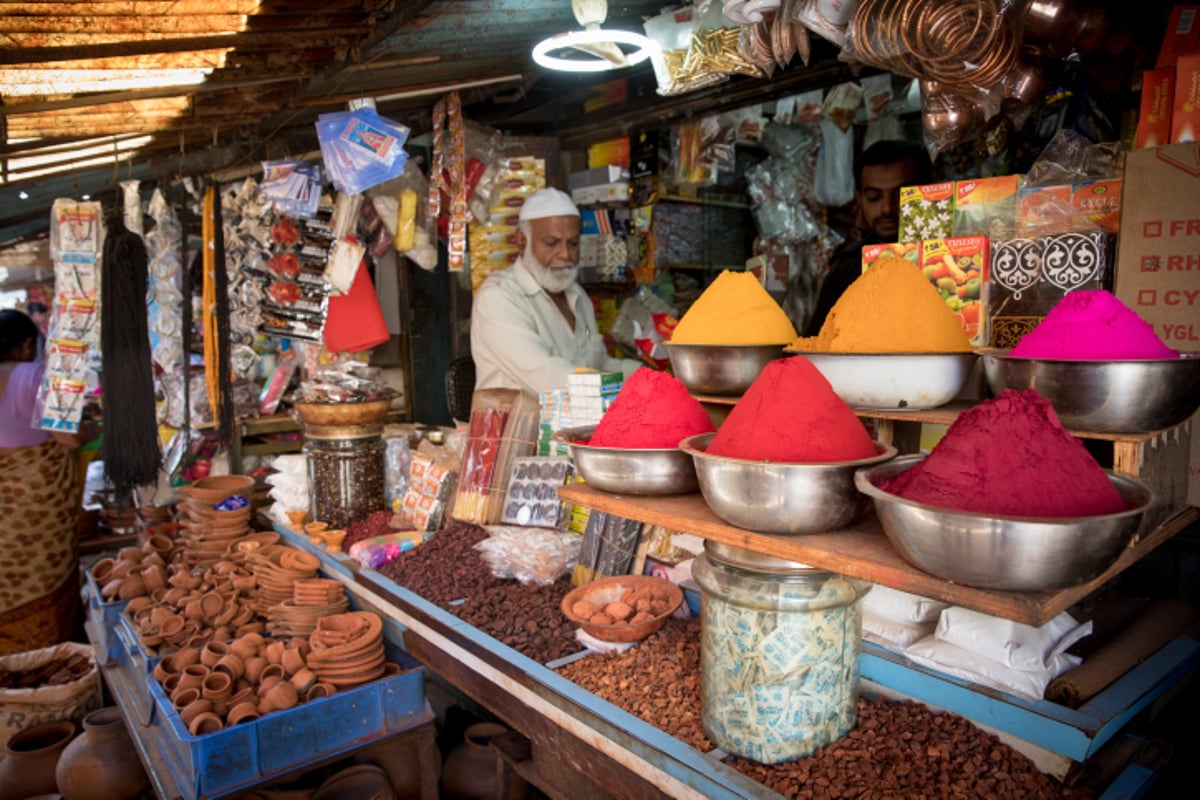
[858,159,918,241]
[521,215,581,294]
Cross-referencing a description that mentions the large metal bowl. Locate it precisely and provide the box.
[663,342,787,396]
[855,455,1154,591]
[787,351,977,410]
[980,350,1200,433]
[679,433,897,534]
[553,426,698,495]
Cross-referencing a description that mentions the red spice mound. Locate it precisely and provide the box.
[589,367,715,449]
[879,389,1127,517]
[706,355,877,463]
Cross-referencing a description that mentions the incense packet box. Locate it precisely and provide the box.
[899,182,954,241]
[953,175,1021,237]
[861,242,919,273]
[919,236,989,346]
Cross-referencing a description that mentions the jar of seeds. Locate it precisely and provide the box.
[303,421,386,529]
[691,541,869,764]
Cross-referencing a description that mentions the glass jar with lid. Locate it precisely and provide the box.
[691,541,869,764]
[303,421,386,529]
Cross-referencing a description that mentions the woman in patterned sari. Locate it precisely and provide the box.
[0,309,88,655]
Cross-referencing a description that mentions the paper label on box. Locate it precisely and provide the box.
[1071,179,1123,233]
[861,242,919,273]
[1138,67,1176,149]
[1171,52,1200,143]
[920,236,989,345]
[900,183,954,241]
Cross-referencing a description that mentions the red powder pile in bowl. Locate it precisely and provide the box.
[1010,290,1178,360]
[878,388,1127,517]
[705,355,877,462]
[588,368,715,449]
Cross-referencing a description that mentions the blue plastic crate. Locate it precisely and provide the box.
[256,647,426,776]
[144,644,427,800]
[83,569,129,665]
[146,667,262,800]
[114,615,157,725]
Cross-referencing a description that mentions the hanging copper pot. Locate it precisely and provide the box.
[1024,0,1077,43]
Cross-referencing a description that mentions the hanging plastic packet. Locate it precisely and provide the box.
[315,107,411,195]
[261,159,323,219]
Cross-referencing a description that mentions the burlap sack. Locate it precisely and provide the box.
[0,642,101,750]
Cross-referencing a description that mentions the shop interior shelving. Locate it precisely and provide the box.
[560,403,1198,627]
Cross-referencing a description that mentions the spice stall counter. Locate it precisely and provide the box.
[272,525,784,800]
[273,525,1179,799]
[557,484,1199,627]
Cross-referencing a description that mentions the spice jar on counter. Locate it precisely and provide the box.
[691,541,869,764]
[303,421,386,530]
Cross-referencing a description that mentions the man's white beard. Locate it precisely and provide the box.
[524,241,579,294]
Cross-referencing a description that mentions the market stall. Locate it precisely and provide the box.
[5,2,1200,800]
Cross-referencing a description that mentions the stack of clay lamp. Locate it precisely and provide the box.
[267,578,350,638]
[103,538,278,656]
[244,545,322,615]
[151,631,336,735]
[307,611,388,690]
[178,475,258,569]
[304,521,348,553]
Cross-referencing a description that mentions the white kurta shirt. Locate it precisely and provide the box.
[470,255,640,396]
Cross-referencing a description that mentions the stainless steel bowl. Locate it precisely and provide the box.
[553,426,698,496]
[980,350,1200,433]
[680,433,897,534]
[855,455,1154,591]
[663,342,787,396]
[791,351,977,410]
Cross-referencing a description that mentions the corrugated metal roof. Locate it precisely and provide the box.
[0,0,669,267]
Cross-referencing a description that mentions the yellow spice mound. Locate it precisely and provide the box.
[670,270,798,345]
[791,259,972,353]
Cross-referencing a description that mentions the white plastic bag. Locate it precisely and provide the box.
[863,610,935,652]
[862,584,948,625]
[904,635,1079,702]
[935,607,1093,672]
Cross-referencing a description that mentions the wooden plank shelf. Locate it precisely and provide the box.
[556,484,1200,627]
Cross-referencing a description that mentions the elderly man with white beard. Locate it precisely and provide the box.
[470,188,642,396]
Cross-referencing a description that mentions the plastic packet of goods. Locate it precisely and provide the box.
[475,525,581,586]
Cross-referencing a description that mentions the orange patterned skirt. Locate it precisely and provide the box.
[0,439,81,655]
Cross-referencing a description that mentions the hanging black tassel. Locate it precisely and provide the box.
[100,213,162,498]
[212,186,235,454]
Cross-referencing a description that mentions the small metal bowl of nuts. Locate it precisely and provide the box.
[561,575,683,643]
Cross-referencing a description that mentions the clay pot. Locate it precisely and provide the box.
[118,547,144,563]
[227,702,260,726]
[179,697,214,727]
[55,707,148,800]
[162,673,181,697]
[171,686,201,711]
[173,646,202,670]
[261,680,299,713]
[188,711,224,736]
[215,653,246,682]
[229,637,259,661]
[201,641,230,668]
[281,647,306,676]
[90,558,116,585]
[305,682,335,702]
[289,668,317,695]
[0,719,76,799]
[244,656,269,685]
[354,733,439,800]
[201,672,233,702]
[158,614,186,642]
[178,664,209,691]
[439,722,509,800]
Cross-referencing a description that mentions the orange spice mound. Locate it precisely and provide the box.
[791,259,971,353]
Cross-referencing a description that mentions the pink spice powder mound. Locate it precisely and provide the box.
[706,356,878,463]
[1009,290,1178,360]
[588,367,715,449]
[878,388,1128,517]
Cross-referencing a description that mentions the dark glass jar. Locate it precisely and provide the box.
[303,422,386,529]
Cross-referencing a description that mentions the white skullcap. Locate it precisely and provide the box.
[518,188,579,222]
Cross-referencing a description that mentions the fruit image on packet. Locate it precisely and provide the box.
[861,242,919,273]
[920,236,989,345]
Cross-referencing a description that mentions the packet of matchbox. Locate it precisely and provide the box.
[899,182,954,241]
[919,236,989,346]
